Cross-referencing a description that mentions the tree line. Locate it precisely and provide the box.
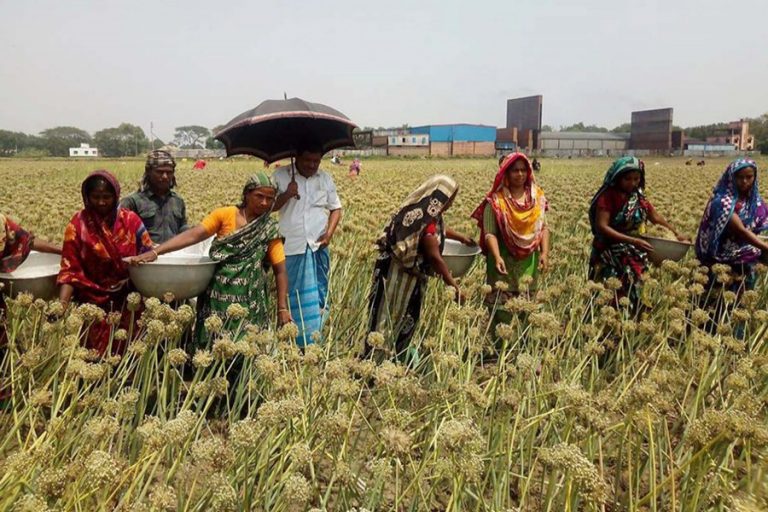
[0,124,225,157]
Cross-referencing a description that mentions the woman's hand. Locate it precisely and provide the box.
[125,250,158,266]
[455,288,467,306]
[278,309,293,326]
[675,233,691,243]
[495,257,508,275]
[538,252,549,272]
[632,238,655,253]
[461,235,477,247]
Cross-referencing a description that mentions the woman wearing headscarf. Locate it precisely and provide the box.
[58,170,154,355]
[1,214,61,399]
[588,156,687,305]
[1,215,61,273]
[128,173,291,345]
[695,158,768,293]
[471,153,550,325]
[364,175,475,359]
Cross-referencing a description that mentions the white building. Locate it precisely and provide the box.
[69,143,99,157]
[389,134,430,147]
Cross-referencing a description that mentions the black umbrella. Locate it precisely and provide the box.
[214,97,358,163]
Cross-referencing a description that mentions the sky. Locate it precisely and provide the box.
[1,0,766,141]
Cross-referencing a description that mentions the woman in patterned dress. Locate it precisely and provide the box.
[364,175,475,360]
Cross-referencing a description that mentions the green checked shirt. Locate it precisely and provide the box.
[120,189,189,244]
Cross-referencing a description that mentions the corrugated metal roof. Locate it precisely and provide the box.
[411,123,497,129]
[540,131,630,141]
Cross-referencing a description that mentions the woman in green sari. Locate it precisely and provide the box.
[128,173,290,344]
[471,153,550,328]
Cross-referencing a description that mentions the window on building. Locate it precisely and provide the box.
[421,137,426,144]
[402,137,406,143]
[411,137,416,143]
[72,151,78,155]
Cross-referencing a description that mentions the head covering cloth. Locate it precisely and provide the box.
[377,174,458,270]
[695,158,767,264]
[470,152,547,258]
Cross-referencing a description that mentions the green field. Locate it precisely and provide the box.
[1,156,767,511]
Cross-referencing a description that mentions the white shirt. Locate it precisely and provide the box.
[272,165,343,256]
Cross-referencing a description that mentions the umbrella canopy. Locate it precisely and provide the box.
[214,97,358,163]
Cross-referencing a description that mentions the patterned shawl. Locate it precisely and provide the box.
[197,173,281,333]
[0,214,33,274]
[57,170,153,305]
[588,156,648,240]
[470,152,547,258]
[377,175,458,270]
[695,158,767,264]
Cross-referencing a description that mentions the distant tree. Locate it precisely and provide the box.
[560,122,608,133]
[0,130,31,156]
[149,138,165,150]
[611,123,631,133]
[749,113,768,153]
[541,125,554,132]
[39,126,92,156]
[684,123,728,141]
[205,125,225,150]
[173,125,210,149]
[94,123,149,157]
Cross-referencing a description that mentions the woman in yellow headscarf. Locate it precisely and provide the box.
[471,153,550,325]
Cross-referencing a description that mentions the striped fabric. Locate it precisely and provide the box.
[285,245,329,346]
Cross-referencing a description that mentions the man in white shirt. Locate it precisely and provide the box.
[272,144,343,345]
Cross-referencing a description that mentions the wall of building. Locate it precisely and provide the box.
[387,146,429,157]
[537,133,628,156]
[451,141,495,156]
[630,108,673,150]
[429,142,452,157]
[496,127,517,143]
[506,95,543,133]
[372,136,389,147]
[411,124,496,143]
[388,134,429,146]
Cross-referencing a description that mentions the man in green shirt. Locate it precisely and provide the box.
[121,150,189,244]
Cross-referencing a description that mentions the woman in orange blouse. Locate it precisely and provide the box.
[128,173,291,344]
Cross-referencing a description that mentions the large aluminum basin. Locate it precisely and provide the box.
[128,254,217,300]
[442,239,481,278]
[641,235,692,265]
[0,251,61,300]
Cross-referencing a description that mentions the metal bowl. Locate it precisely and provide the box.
[641,235,692,265]
[0,251,61,300]
[442,239,481,277]
[128,253,217,300]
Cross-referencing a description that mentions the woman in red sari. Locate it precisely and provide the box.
[58,170,153,355]
[1,216,62,404]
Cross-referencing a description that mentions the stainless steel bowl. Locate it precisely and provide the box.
[641,235,692,265]
[0,251,61,300]
[442,239,481,277]
[128,254,217,300]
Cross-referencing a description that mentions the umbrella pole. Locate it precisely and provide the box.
[291,156,300,200]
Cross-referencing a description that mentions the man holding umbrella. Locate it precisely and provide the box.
[272,141,342,345]
[214,96,357,345]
